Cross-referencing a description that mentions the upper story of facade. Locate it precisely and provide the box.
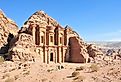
[19,10,79,47]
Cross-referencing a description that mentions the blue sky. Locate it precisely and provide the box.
[0,0,121,41]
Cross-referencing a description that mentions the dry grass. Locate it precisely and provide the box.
[90,64,99,72]
[0,56,4,64]
[5,77,14,82]
[75,66,85,71]
[47,69,54,72]
[72,71,80,77]
[23,71,30,75]
[41,78,48,82]
[9,68,16,72]
[14,75,19,80]
[2,73,10,79]
[73,75,86,82]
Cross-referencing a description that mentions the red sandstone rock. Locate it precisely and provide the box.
[87,44,103,58]
[9,33,37,62]
[69,37,89,63]
[0,9,18,54]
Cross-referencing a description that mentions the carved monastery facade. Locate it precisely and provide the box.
[21,11,79,64]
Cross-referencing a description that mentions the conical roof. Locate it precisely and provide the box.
[24,10,60,27]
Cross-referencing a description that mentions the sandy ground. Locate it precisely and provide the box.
[0,60,121,82]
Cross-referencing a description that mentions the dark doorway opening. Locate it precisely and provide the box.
[35,26,40,45]
[50,53,53,61]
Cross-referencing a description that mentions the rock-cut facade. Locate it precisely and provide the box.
[12,10,89,63]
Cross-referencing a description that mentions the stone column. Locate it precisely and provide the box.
[62,35,64,45]
[44,31,46,46]
[58,47,62,63]
[40,48,43,63]
[44,47,48,63]
[55,49,57,63]
[32,27,35,44]
[62,47,65,63]
[47,49,50,64]
[39,27,41,45]
[66,35,69,46]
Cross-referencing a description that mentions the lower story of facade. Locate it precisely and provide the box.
[36,45,68,64]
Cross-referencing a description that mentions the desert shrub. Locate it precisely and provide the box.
[70,67,73,69]
[76,66,85,71]
[41,78,48,82]
[9,68,16,72]
[2,73,10,79]
[23,71,30,75]
[0,56,4,64]
[14,75,19,80]
[5,77,14,82]
[90,64,99,72]
[73,75,85,82]
[47,69,54,72]
[72,71,80,77]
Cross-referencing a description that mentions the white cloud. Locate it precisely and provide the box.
[119,30,121,33]
[101,30,121,36]
[96,30,121,41]
[108,38,121,41]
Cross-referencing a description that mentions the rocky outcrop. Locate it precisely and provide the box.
[87,44,103,59]
[64,26,89,63]
[0,10,37,62]
[65,26,104,63]
[9,33,37,62]
[69,37,89,63]
[0,9,18,55]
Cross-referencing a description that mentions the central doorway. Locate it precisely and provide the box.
[50,53,53,61]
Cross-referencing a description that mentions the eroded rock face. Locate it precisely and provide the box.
[9,33,36,62]
[0,9,18,54]
[87,44,103,58]
[69,37,89,63]
[65,26,90,63]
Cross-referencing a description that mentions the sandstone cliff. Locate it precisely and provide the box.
[64,26,89,63]
[0,9,18,55]
[9,33,37,62]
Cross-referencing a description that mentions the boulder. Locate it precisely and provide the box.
[87,44,103,58]
[9,33,37,62]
